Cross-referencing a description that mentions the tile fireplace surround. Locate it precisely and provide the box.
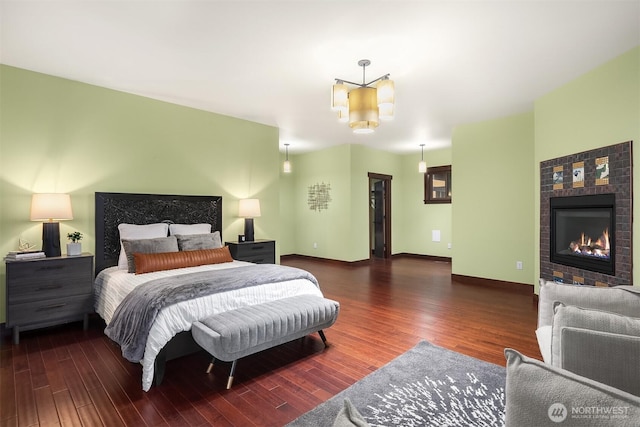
[540,141,632,287]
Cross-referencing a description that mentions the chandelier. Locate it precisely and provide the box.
[331,59,395,134]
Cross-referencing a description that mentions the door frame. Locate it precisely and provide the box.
[368,172,392,259]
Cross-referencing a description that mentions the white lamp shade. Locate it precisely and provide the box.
[30,193,73,221]
[377,78,395,106]
[238,199,261,218]
[418,160,427,173]
[331,83,349,112]
[377,79,395,121]
[283,160,292,173]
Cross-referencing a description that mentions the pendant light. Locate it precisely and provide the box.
[283,143,292,173]
[418,144,427,173]
[331,59,395,134]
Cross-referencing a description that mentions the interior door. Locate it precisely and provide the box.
[368,172,392,259]
[373,180,385,258]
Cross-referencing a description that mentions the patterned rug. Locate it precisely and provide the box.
[286,341,506,427]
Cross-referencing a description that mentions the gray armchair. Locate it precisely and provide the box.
[503,280,640,426]
[536,279,640,395]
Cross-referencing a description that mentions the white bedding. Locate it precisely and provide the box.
[94,261,323,391]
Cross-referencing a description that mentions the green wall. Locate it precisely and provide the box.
[534,46,640,292]
[0,65,280,323]
[451,112,535,285]
[398,148,452,257]
[283,143,453,261]
[288,145,352,259]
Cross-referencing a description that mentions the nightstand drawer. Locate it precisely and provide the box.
[7,294,93,327]
[7,258,92,303]
[7,257,89,282]
[234,242,274,257]
[238,253,274,264]
[7,277,91,304]
[226,240,276,264]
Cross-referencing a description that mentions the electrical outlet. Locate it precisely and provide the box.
[447,243,452,249]
[516,261,523,270]
[313,242,317,249]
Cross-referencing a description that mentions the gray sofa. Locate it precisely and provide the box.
[503,280,640,426]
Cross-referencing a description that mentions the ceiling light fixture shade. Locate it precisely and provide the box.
[418,144,427,173]
[349,87,379,134]
[377,77,395,121]
[283,143,292,173]
[331,82,349,112]
[332,59,394,134]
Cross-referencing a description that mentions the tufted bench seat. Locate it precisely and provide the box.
[191,294,340,388]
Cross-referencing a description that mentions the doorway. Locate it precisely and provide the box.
[368,172,392,259]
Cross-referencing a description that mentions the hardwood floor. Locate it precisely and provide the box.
[1,257,541,426]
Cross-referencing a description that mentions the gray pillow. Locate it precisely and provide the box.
[175,231,222,251]
[538,279,640,328]
[551,303,640,396]
[504,348,640,426]
[121,236,179,273]
[551,303,640,364]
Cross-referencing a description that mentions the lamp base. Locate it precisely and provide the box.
[42,222,61,257]
[244,218,255,242]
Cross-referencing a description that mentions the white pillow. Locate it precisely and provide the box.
[168,223,212,236]
[117,223,169,269]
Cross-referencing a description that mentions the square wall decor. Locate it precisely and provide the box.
[308,182,332,212]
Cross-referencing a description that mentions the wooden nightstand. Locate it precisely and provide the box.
[5,253,94,344]
[225,240,275,264]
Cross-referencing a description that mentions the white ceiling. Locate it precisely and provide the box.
[1,1,639,155]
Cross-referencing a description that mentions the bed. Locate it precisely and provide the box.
[93,192,324,391]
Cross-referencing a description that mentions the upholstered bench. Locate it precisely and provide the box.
[191,294,340,388]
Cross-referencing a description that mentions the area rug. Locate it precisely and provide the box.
[286,341,506,427]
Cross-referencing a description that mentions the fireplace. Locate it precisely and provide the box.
[550,194,615,276]
[540,141,631,287]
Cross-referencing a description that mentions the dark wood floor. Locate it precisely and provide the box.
[1,257,541,427]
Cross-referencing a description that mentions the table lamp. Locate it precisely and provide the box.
[30,193,73,257]
[238,199,261,242]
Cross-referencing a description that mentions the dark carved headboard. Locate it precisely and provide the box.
[94,192,222,274]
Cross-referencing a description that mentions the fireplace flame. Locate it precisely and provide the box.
[569,228,610,258]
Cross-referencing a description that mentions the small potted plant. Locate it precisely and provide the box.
[66,231,83,256]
